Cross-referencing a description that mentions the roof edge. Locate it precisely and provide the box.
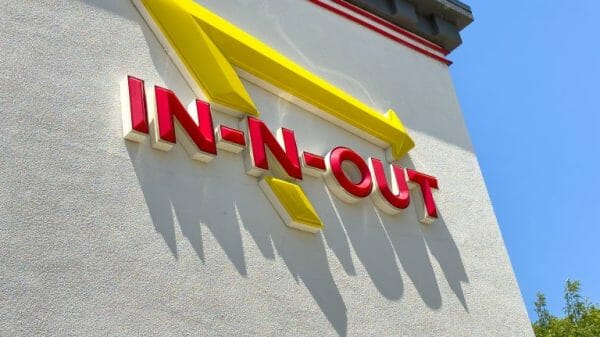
[344,0,474,52]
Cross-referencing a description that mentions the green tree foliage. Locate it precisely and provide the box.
[533,279,600,337]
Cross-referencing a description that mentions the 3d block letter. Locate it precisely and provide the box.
[406,169,439,224]
[121,76,149,142]
[324,146,373,203]
[368,158,410,214]
[150,85,217,162]
[242,117,302,180]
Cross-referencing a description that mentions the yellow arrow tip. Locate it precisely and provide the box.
[385,109,415,160]
[259,176,323,233]
[384,109,404,131]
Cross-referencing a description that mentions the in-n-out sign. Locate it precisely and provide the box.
[125,0,440,232]
[122,76,439,232]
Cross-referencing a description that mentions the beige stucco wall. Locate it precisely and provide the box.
[0,0,533,336]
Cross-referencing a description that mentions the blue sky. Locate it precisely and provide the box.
[451,0,600,321]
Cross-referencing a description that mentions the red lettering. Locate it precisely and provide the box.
[151,86,216,162]
[120,79,444,224]
[368,158,410,214]
[301,151,326,177]
[243,117,302,180]
[324,146,372,203]
[216,125,246,153]
[406,169,439,223]
[121,76,149,141]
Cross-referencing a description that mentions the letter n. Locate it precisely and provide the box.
[150,85,217,162]
[241,117,302,180]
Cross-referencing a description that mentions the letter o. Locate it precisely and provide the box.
[324,146,373,203]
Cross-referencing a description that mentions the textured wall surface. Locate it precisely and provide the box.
[0,0,534,336]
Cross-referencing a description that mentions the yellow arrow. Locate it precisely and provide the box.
[259,176,324,233]
[133,0,414,160]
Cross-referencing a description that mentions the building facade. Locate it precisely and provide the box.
[1,0,534,336]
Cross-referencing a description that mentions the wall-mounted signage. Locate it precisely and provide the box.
[124,0,440,232]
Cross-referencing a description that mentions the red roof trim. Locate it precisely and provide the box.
[331,0,449,55]
[309,0,452,66]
